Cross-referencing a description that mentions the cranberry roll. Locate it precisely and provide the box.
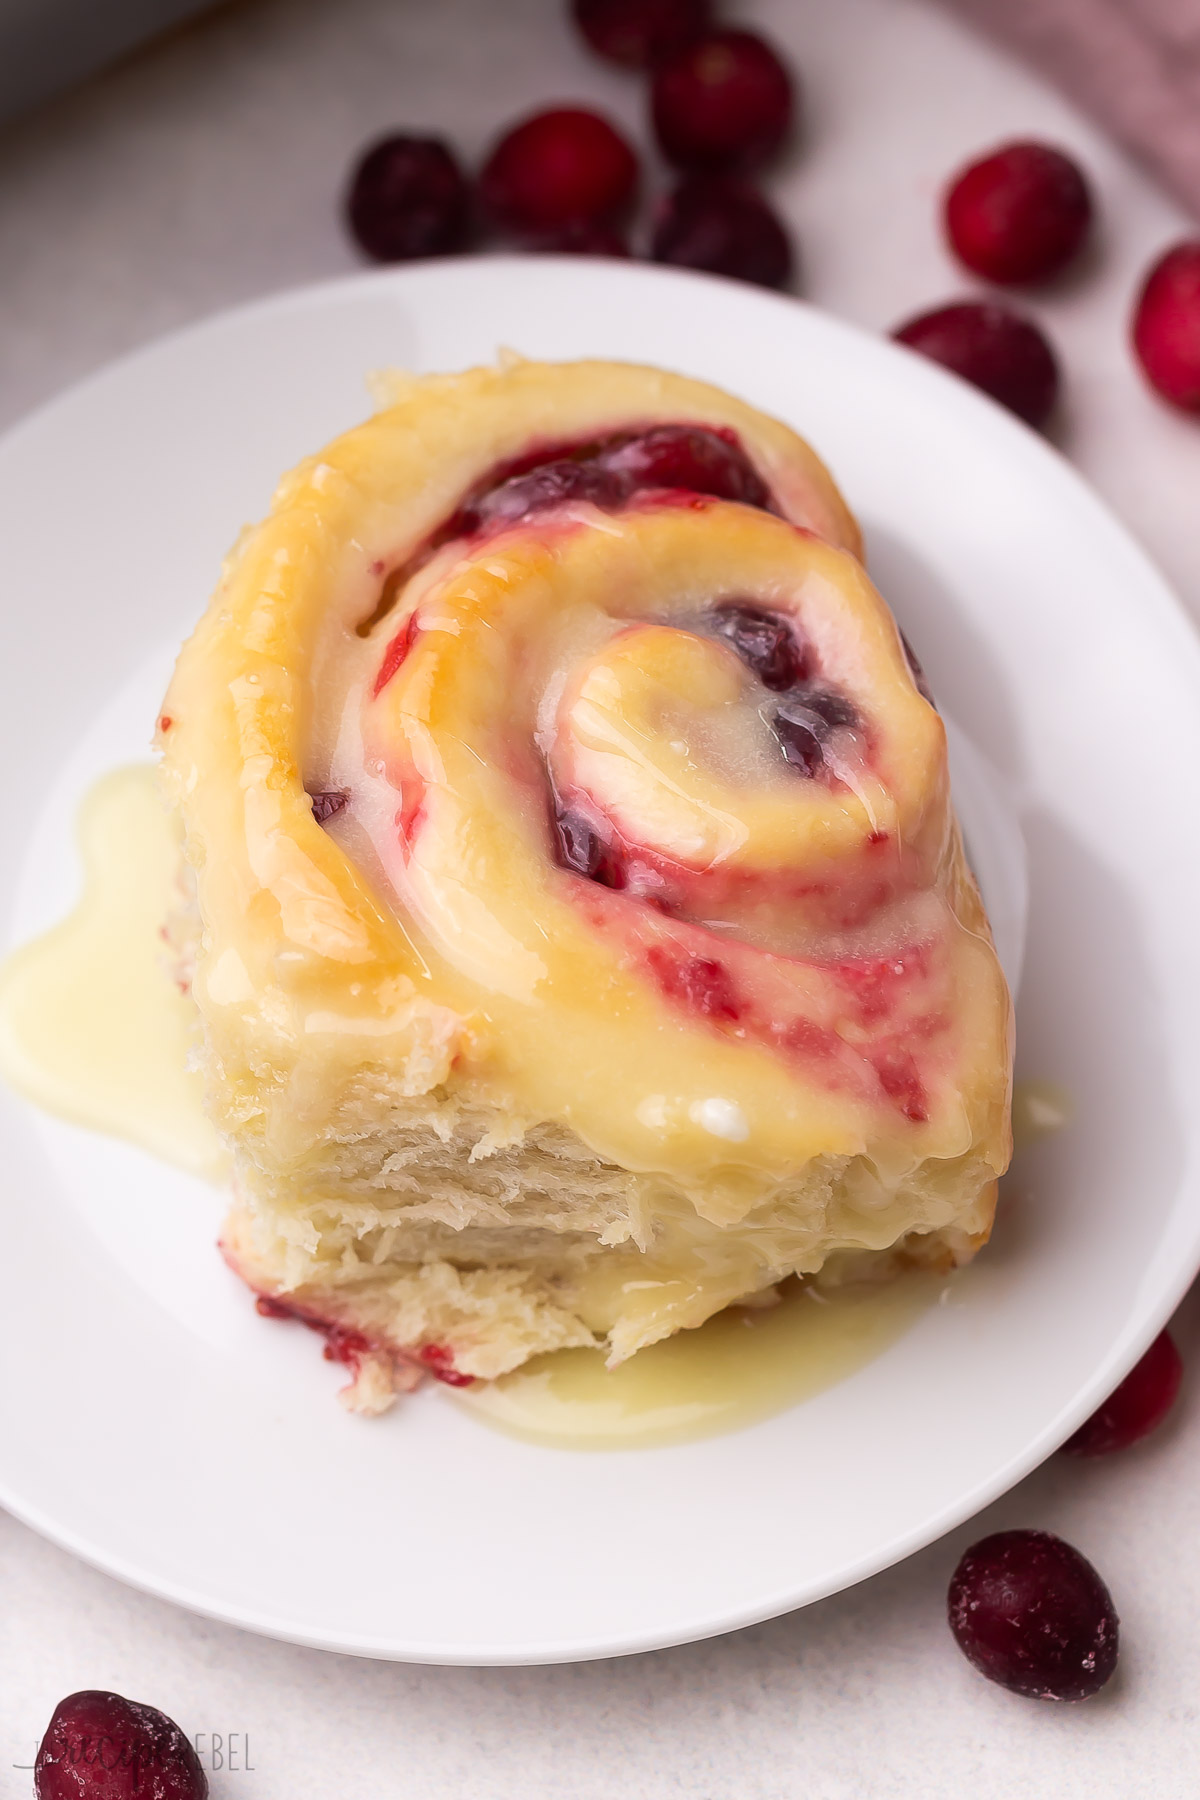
[158,357,1011,1412]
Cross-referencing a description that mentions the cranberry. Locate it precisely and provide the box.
[773,689,857,775]
[1061,1329,1183,1457]
[480,108,638,235]
[526,220,630,256]
[652,176,793,289]
[308,787,349,824]
[651,29,794,172]
[35,1691,208,1799]
[478,458,628,524]
[945,142,1092,285]
[554,809,626,887]
[713,601,807,690]
[573,0,710,67]
[892,301,1059,429]
[948,1530,1119,1701]
[1132,241,1200,412]
[604,427,769,507]
[345,135,470,263]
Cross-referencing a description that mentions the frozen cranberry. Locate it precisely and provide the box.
[1061,1329,1183,1457]
[554,809,626,886]
[652,29,794,172]
[604,427,770,506]
[35,1691,208,1799]
[948,1530,1119,1701]
[478,458,628,524]
[652,176,793,289]
[345,135,470,263]
[892,301,1059,429]
[713,602,807,690]
[573,0,710,67]
[1132,241,1200,412]
[480,108,638,234]
[526,220,630,256]
[945,142,1092,284]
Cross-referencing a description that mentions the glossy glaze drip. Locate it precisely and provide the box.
[454,1270,945,1450]
[0,764,224,1178]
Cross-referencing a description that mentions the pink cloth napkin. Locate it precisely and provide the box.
[940,0,1200,220]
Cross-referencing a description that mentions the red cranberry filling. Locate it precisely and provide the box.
[605,425,770,507]
[554,808,627,887]
[772,688,859,776]
[308,787,350,824]
[361,423,774,636]
[473,457,629,527]
[646,946,742,1020]
[713,600,807,690]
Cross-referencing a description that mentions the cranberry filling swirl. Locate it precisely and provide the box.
[316,430,1005,1168]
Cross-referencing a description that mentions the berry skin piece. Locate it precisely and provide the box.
[480,108,638,235]
[34,1690,208,1799]
[1061,1329,1183,1456]
[345,135,470,263]
[651,29,794,173]
[947,1530,1119,1701]
[1132,241,1200,412]
[652,176,793,289]
[572,0,710,68]
[945,141,1093,285]
[892,301,1059,429]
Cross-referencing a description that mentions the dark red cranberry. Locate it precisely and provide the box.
[1061,1329,1183,1457]
[945,142,1092,285]
[573,0,710,67]
[1132,241,1200,412]
[772,688,857,773]
[345,135,470,263]
[479,458,629,524]
[652,176,793,289]
[554,809,626,887]
[526,220,630,256]
[35,1691,208,1800]
[892,301,1059,429]
[480,108,638,234]
[652,29,794,172]
[604,426,769,507]
[948,1530,1119,1701]
[713,602,807,690]
[308,788,349,824]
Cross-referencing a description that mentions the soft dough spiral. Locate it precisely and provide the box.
[160,357,1011,1407]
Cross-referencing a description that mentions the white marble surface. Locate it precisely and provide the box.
[2,0,1200,1793]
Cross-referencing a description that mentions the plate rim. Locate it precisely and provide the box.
[3,256,1200,1665]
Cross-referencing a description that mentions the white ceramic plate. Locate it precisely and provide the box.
[2,259,1199,1666]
